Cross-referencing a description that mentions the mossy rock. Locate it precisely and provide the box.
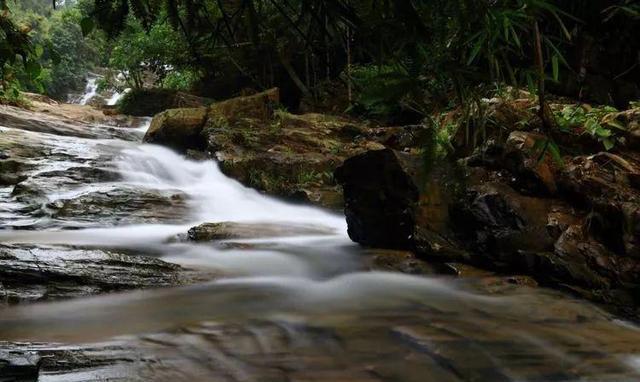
[143,107,208,152]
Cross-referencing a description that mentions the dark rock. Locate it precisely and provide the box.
[466,131,559,196]
[0,347,40,381]
[335,149,421,249]
[0,159,29,186]
[0,342,146,382]
[450,182,558,267]
[337,130,640,317]
[336,148,467,259]
[558,152,640,257]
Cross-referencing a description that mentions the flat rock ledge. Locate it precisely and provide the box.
[0,244,207,304]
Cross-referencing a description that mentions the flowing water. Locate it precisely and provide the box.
[74,75,99,105]
[106,88,129,106]
[1,98,640,381]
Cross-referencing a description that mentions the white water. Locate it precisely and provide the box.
[116,143,346,230]
[107,88,130,106]
[77,75,98,105]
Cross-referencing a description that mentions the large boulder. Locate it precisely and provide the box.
[142,89,280,152]
[335,148,466,259]
[334,149,420,249]
[143,107,208,152]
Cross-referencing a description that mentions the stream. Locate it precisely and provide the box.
[1,99,640,381]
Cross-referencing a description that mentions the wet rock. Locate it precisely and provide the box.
[0,245,204,304]
[1,98,141,141]
[0,347,40,381]
[0,341,146,382]
[48,188,189,226]
[187,222,335,242]
[337,128,640,317]
[143,107,208,152]
[365,249,438,275]
[0,159,29,186]
[442,262,495,278]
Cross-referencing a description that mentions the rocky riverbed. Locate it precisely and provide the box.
[2,93,640,381]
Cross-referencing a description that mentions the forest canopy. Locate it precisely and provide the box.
[1,0,639,118]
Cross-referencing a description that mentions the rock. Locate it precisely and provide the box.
[0,159,29,186]
[466,131,559,196]
[335,148,466,260]
[0,103,141,141]
[335,149,422,249]
[0,342,146,382]
[450,182,558,266]
[143,107,208,152]
[187,222,335,242]
[206,94,381,208]
[370,124,434,153]
[0,245,205,304]
[0,347,40,381]
[337,130,640,317]
[365,249,438,275]
[207,87,280,122]
[558,152,640,257]
[47,188,190,227]
[503,131,558,195]
[143,88,280,153]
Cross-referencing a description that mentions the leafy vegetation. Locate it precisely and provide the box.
[1,0,106,101]
[555,104,627,150]
[1,0,638,157]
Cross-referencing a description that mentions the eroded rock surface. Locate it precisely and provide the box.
[0,245,203,304]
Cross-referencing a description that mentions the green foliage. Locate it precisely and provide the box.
[1,0,107,100]
[107,17,189,89]
[555,105,627,150]
[116,88,184,116]
[161,69,198,91]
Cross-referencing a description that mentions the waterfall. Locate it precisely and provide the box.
[76,75,99,105]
